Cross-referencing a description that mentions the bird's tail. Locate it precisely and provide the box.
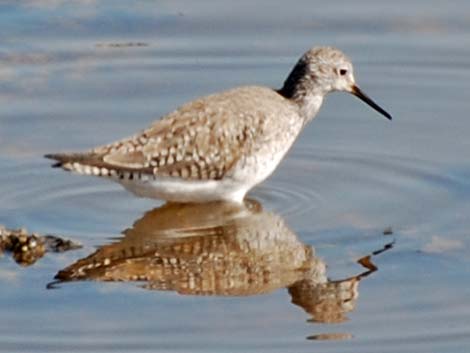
[44,152,149,178]
[44,152,110,176]
[45,153,91,168]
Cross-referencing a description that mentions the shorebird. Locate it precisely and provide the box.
[46,46,392,203]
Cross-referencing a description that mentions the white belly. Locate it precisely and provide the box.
[118,177,250,203]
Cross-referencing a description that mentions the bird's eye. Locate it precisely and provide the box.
[339,69,348,76]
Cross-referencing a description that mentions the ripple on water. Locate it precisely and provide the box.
[252,146,468,231]
[254,175,324,218]
[1,148,467,233]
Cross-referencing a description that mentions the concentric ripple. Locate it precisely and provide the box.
[252,145,469,233]
[1,147,467,235]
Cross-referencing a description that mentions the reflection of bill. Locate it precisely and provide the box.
[294,241,394,325]
[53,200,393,325]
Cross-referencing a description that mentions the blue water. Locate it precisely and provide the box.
[1,1,470,352]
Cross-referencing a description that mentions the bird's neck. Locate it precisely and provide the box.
[278,83,324,122]
[278,61,325,122]
[296,94,324,123]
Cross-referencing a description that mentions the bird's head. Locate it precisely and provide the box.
[280,46,392,120]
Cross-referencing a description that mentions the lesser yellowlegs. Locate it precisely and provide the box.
[46,46,392,203]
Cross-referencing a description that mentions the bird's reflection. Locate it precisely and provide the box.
[54,199,393,325]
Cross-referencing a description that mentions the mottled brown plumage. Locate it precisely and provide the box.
[48,87,300,180]
[93,86,298,180]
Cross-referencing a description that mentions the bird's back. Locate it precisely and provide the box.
[46,85,303,202]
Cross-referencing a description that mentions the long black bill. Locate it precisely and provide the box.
[351,85,392,120]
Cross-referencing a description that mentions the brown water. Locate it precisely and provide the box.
[1,1,470,352]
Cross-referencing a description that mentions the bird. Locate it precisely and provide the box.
[46,46,392,203]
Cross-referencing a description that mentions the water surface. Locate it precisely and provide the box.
[1,1,470,352]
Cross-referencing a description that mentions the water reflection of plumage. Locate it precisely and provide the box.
[55,200,365,324]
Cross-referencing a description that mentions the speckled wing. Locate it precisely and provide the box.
[86,86,294,181]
